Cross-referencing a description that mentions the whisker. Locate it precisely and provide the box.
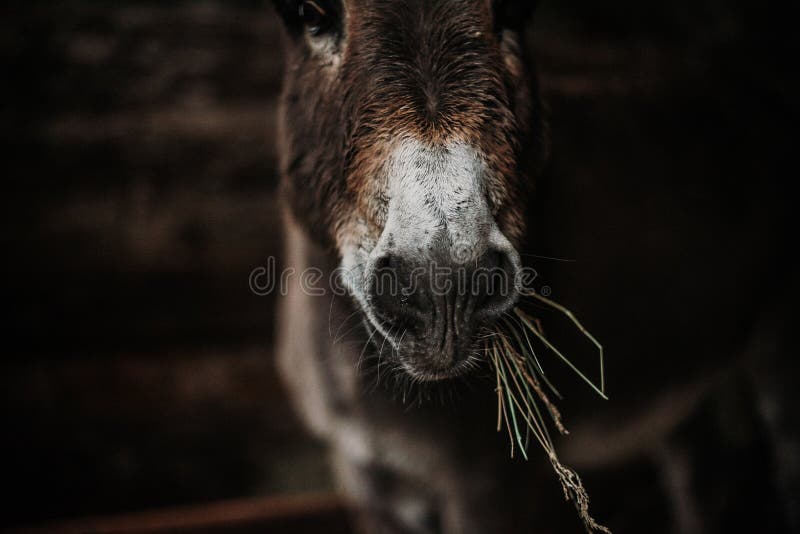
[332,308,365,345]
[356,319,384,373]
[518,252,576,263]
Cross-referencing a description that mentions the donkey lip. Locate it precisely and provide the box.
[399,334,482,382]
[365,318,478,382]
[401,357,474,382]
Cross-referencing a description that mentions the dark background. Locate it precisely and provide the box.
[2,0,795,531]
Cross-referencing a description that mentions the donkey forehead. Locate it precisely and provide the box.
[345,0,497,62]
[347,0,493,27]
[341,1,510,133]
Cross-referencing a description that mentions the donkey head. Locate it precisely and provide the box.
[274,0,544,381]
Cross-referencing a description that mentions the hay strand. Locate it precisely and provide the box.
[487,292,610,533]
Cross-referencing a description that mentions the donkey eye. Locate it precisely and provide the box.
[299,1,329,36]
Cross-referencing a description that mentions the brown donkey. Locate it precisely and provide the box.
[271,1,796,533]
[272,1,546,532]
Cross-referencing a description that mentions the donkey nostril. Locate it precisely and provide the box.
[367,254,430,328]
[372,254,404,278]
[366,248,519,337]
[472,248,519,320]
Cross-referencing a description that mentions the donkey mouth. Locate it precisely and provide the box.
[364,311,491,382]
[354,247,521,383]
[400,357,478,382]
[379,343,480,382]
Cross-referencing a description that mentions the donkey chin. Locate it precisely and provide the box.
[339,140,523,383]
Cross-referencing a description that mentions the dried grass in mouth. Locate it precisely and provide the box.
[487,290,610,533]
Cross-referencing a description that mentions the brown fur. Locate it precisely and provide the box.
[275,0,543,254]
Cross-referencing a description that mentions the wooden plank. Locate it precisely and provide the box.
[12,493,352,534]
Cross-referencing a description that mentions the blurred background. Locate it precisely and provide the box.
[1,1,795,532]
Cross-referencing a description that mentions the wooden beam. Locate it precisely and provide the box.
[13,493,352,534]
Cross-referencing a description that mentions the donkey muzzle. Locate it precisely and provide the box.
[364,243,520,376]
